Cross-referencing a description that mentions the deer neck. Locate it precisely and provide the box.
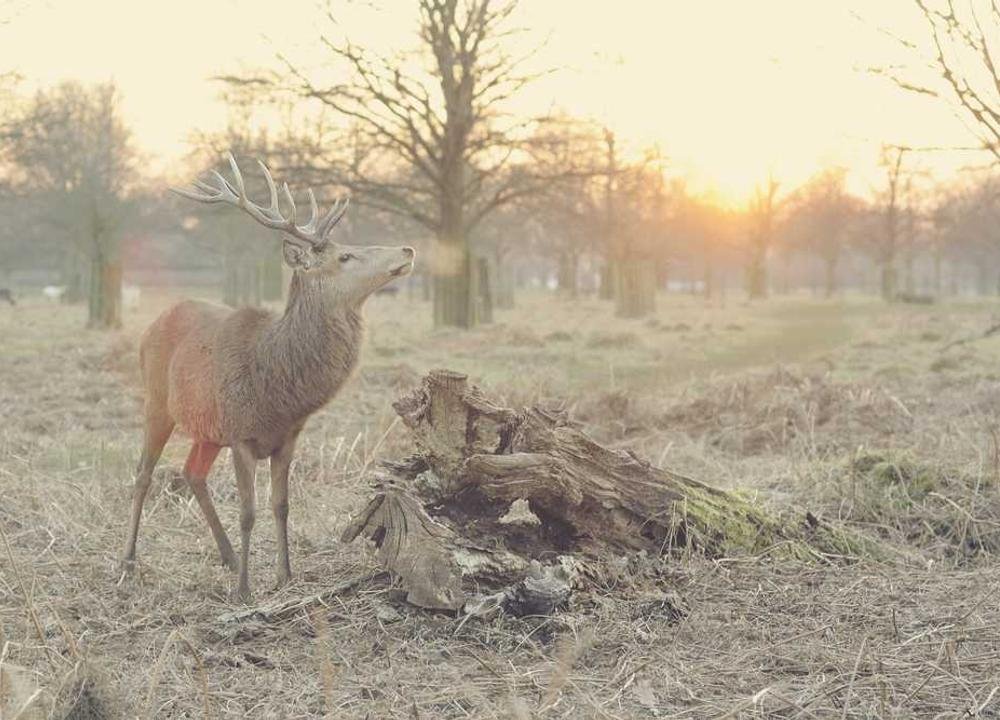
[257,272,364,413]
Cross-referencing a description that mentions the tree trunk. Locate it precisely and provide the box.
[87,254,121,330]
[61,254,86,304]
[343,370,881,612]
[598,262,615,300]
[703,259,715,302]
[780,252,792,295]
[614,258,656,318]
[904,253,916,296]
[881,260,898,301]
[557,251,578,297]
[433,223,476,329]
[823,256,838,298]
[434,259,474,328]
[746,246,768,300]
[223,255,263,308]
[476,257,493,324]
[495,259,515,309]
[933,252,943,297]
[421,272,432,302]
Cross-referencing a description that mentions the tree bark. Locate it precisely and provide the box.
[87,254,121,329]
[433,196,477,328]
[476,257,493,324]
[703,259,715,302]
[614,258,656,318]
[495,258,515,309]
[882,262,898,301]
[557,251,579,297]
[933,252,943,297]
[343,370,879,612]
[433,248,474,328]
[61,254,86,305]
[823,256,838,298]
[598,262,615,300]
[746,248,768,300]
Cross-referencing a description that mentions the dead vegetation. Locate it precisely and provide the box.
[656,366,914,455]
[5,295,1000,717]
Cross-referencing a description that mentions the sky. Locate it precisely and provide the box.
[1,0,988,205]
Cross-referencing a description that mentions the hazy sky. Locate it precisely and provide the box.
[1,0,986,203]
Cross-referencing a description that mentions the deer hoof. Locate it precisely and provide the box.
[117,558,140,584]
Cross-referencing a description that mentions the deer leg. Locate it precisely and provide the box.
[269,432,300,587]
[122,414,174,567]
[184,442,236,571]
[231,442,257,601]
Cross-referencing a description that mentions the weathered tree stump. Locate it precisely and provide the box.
[343,370,877,611]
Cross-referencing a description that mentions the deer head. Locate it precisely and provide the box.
[173,153,414,305]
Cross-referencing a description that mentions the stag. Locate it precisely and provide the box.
[122,154,414,600]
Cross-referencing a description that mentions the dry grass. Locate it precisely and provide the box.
[4,290,1000,717]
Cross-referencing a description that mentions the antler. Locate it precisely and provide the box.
[172,152,349,248]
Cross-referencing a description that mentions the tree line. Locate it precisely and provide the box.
[1,0,999,329]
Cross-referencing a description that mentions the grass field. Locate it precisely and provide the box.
[4,289,1000,718]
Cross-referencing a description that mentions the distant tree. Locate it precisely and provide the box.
[516,117,605,298]
[611,153,668,317]
[744,176,781,300]
[898,182,929,296]
[675,193,734,302]
[188,82,290,307]
[938,176,1000,294]
[10,81,135,327]
[872,146,909,301]
[243,0,549,329]
[784,168,863,297]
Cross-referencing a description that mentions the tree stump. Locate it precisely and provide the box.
[343,370,879,612]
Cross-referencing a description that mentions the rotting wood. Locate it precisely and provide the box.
[344,369,883,613]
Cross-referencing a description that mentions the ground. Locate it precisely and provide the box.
[3,289,1000,718]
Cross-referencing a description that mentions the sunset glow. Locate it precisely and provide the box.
[2,0,983,204]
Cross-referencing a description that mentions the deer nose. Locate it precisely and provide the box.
[401,246,415,258]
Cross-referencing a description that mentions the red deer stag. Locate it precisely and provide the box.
[122,153,414,600]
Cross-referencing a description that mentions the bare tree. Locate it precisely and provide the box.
[514,117,605,298]
[675,193,735,302]
[874,146,908,300]
[244,0,547,328]
[884,1,1000,160]
[612,155,668,317]
[935,174,1000,294]
[784,168,863,298]
[187,83,292,307]
[591,129,667,317]
[745,176,781,300]
[10,82,135,327]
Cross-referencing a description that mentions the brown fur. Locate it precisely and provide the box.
[122,243,414,600]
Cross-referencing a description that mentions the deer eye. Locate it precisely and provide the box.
[338,253,354,263]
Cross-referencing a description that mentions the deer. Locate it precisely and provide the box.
[121,153,414,600]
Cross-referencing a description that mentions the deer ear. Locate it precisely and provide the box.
[282,242,315,270]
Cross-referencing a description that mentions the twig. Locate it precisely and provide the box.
[0,522,56,667]
[218,573,381,623]
[841,636,869,720]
